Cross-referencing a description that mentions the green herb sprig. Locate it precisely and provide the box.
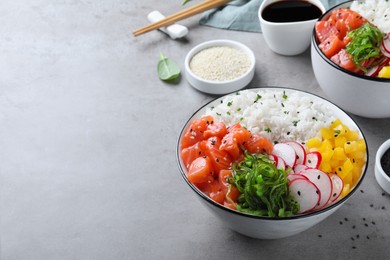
[231,153,299,217]
[157,52,181,81]
[346,23,384,72]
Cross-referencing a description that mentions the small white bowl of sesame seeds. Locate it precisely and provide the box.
[184,39,256,95]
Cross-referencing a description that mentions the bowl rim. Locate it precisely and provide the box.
[375,139,390,182]
[184,39,256,85]
[176,86,369,221]
[312,0,390,83]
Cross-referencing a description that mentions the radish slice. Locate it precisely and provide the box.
[366,57,390,77]
[287,173,309,183]
[305,151,322,169]
[329,173,344,202]
[275,156,286,170]
[293,164,309,174]
[289,178,320,213]
[272,143,297,167]
[285,141,307,165]
[268,154,278,165]
[381,33,390,58]
[366,65,380,77]
[300,168,333,210]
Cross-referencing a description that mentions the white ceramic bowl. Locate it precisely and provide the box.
[258,0,325,56]
[177,87,368,239]
[184,39,255,95]
[375,139,390,195]
[311,1,390,118]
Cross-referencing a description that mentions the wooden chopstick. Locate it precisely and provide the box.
[133,0,231,37]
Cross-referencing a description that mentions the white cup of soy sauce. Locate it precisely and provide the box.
[259,0,325,56]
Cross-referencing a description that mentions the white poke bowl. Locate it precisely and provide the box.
[184,39,255,95]
[177,87,368,239]
[311,0,390,118]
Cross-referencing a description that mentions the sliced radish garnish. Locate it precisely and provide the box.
[300,168,332,210]
[305,151,322,169]
[272,143,296,167]
[366,57,390,77]
[289,178,320,213]
[366,65,380,77]
[285,141,307,165]
[275,156,286,170]
[287,173,308,183]
[268,154,278,165]
[329,173,344,202]
[381,33,390,58]
[293,164,309,174]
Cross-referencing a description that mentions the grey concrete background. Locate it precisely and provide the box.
[1,0,389,259]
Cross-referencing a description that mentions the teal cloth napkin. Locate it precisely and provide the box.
[199,0,346,33]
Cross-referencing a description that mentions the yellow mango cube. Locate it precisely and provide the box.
[345,130,359,141]
[352,151,366,160]
[335,135,347,148]
[352,166,362,186]
[320,162,332,173]
[330,119,342,129]
[332,147,347,161]
[356,139,366,152]
[319,139,333,153]
[343,159,354,173]
[378,65,390,79]
[320,128,333,140]
[306,138,322,150]
[343,171,353,186]
[341,183,350,198]
[336,163,352,180]
[344,141,358,154]
[352,157,365,168]
[333,123,348,137]
[321,149,334,162]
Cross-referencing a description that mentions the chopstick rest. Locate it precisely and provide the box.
[147,10,189,39]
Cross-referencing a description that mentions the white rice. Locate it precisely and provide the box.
[204,89,336,143]
[350,0,390,33]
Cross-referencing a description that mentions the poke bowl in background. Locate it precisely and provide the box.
[311,0,390,118]
[177,87,368,239]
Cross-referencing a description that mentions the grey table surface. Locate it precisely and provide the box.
[1,1,390,259]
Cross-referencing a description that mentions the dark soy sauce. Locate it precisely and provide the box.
[262,0,323,23]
